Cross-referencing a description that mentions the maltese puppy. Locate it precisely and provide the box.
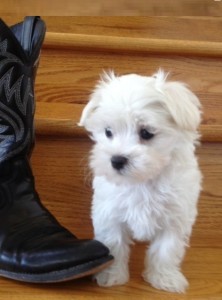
[79,70,202,293]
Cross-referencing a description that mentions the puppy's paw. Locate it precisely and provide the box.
[143,269,188,293]
[94,268,129,287]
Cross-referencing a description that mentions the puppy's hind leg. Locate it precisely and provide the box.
[143,230,189,293]
[93,223,132,287]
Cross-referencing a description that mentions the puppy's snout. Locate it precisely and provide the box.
[111,155,128,171]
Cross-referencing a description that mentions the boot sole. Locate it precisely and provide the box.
[0,255,113,283]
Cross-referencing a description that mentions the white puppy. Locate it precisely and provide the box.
[79,70,202,293]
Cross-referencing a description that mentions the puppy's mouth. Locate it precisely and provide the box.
[110,155,152,183]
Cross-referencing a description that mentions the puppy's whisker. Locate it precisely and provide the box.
[78,153,89,168]
[78,154,92,187]
[84,168,93,187]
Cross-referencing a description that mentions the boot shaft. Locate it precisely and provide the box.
[0,17,46,163]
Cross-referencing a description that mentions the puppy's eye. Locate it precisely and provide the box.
[105,128,113,138]
[139,128,154,140]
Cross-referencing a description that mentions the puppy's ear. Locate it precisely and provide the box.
[153,70,202,131]
[78,93,100,127]
[163,81,201,131]
[78,70,116,127]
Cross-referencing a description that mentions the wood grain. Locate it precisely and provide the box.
[44,32,222,58]
[3,16,222,42]
[0,0,221,16]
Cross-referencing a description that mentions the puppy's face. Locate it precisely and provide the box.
[79,71,201,185]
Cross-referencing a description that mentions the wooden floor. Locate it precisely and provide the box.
[0,16,221,299]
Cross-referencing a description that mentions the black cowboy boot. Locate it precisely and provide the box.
[0,17,113,283]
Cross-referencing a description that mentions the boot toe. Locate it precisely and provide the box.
[22,237,111,273]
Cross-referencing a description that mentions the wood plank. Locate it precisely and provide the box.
[0,0,221,16]
[2,16,222,42]
[43,32,222,58]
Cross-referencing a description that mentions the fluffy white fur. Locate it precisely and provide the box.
[79,70,202,293]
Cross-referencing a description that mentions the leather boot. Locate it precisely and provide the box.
[0,17,113,283]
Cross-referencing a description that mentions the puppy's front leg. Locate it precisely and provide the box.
[93,223,131,287]
[143,231,189,293]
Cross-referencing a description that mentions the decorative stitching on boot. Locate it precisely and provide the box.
[0,39,33,162]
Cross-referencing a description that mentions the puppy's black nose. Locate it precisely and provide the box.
[111,155,128,170]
